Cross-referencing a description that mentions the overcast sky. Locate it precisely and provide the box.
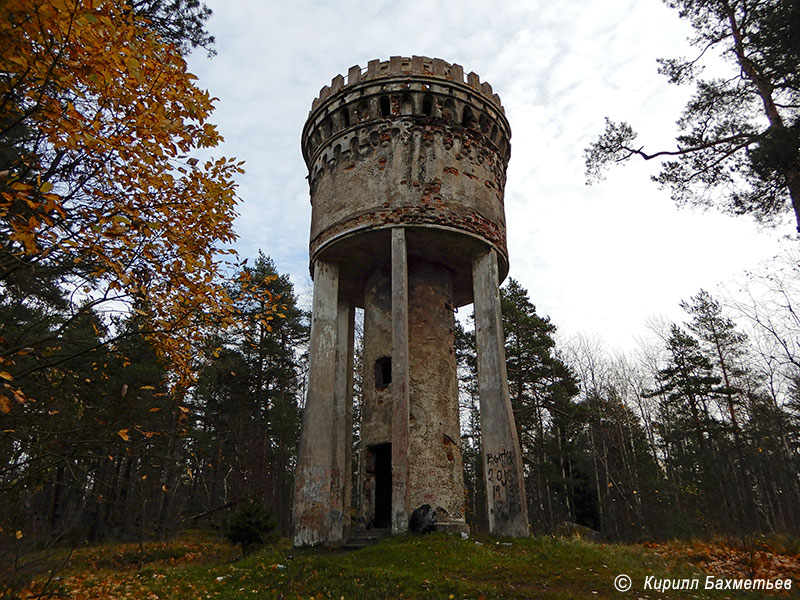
[186,0,794,351]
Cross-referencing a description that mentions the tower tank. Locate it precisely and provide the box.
[293,56,528,546]
[303,55,511,303]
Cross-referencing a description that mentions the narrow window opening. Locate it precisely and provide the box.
[479,114,489,133]
[380,96,391,117]
[461,106,475,128]
[375,356,392,389]
[442,99,454,121]
[400,95,413,115]
[341,107,350,128]
[422,95,434,116]
[356,100,369,122]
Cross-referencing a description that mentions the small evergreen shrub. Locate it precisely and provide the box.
[225,500,276,553]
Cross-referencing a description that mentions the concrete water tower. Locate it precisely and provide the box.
[292,56,528,546]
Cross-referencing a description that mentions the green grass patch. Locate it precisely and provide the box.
[13,531,798,599]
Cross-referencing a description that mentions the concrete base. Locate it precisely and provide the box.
[436,521,470,536]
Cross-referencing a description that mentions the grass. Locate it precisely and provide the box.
[8,530,799,599]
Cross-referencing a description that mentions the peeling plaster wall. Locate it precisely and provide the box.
[359,265,393,527]
[407,260,465,530]
[308,123,508,260]
[304,57,511,278]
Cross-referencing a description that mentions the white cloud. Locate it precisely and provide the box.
[187,0,793,351]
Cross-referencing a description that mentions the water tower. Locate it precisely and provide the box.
[293,56,528,546]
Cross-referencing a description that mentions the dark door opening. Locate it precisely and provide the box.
[371,443,392,528]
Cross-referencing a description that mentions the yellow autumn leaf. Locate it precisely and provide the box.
[117,429,130,441]
[0,0,273,406]
[149,407,161,412]
[0,395,10,414]
[0,371,13,381]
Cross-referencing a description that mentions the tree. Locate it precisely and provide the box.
[0,0,271,409]
[499,279,581,532]
[130,0,215,56]
[0,2,282,578]
[645,324,742,532]
[189,255,306,534]
[562,338,673,541]
[454,320,485,529]
[585,0,800,232]
[681,290,749,429]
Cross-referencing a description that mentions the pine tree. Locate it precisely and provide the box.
[648,324,731,532]
[499,279,580,532]
[586,0,800,231]
[190,254,307,534]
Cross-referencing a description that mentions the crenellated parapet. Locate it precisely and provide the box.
[302,56,511,171]
[311,56,505,114]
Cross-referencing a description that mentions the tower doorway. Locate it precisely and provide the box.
[370,443,392,528]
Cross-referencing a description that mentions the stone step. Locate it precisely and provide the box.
[340,528,390,550]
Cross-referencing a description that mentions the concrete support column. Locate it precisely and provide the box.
[330,297,354,541]
[391,228,410,533]
[472,247,529,537]
[293,259,341,546]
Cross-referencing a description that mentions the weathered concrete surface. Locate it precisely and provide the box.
[308,121,509,262]
[330,297,354,541]
[358,263,392,528]
[293,260,340,546]
[390,228,410,534]
[360,265,394,445]
[472,248,530,537]
[407,258,467,534]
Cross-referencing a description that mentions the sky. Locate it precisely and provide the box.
[186,0,795,352]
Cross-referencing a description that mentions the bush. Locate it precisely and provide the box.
[225,501,276,554]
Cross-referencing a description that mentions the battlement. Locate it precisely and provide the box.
[310,56,505,114]
[302,57,512,170]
